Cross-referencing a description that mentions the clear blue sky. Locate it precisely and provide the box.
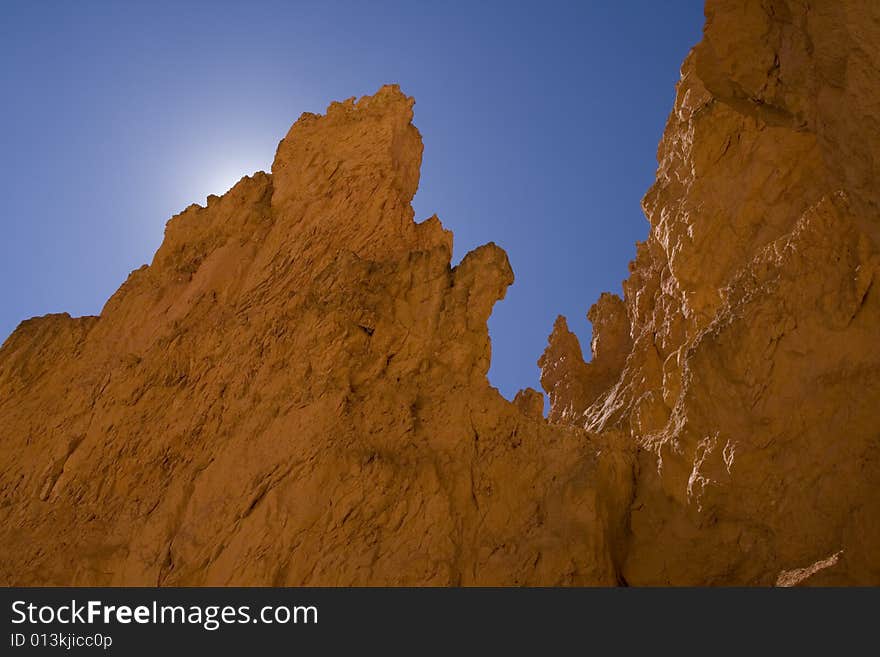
[0,1,704,401]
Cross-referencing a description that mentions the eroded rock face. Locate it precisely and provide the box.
[0,86,632,586]
[540,0,880,585]
[1,0,878,586]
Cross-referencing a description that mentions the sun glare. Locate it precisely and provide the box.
[194,153,270,206]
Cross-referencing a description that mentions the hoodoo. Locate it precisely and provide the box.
[1,0,878,585]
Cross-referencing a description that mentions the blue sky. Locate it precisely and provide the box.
[0,1,704,400]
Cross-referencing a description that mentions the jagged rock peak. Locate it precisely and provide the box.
[2,1,879,587]
[0,83,631,586]
[539,0,880,585]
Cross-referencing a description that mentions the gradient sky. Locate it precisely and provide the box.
[0,1,704,401]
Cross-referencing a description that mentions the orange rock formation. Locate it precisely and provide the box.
[1,0,878,585]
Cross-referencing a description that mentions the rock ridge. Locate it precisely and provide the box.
[1,1,878,585]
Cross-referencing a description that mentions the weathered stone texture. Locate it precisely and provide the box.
[1,0,877,586]
[540,0,880,584]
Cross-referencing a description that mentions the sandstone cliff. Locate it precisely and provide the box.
[0,87,632,585]
[539,0,880,585]
[1,0,878,585]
